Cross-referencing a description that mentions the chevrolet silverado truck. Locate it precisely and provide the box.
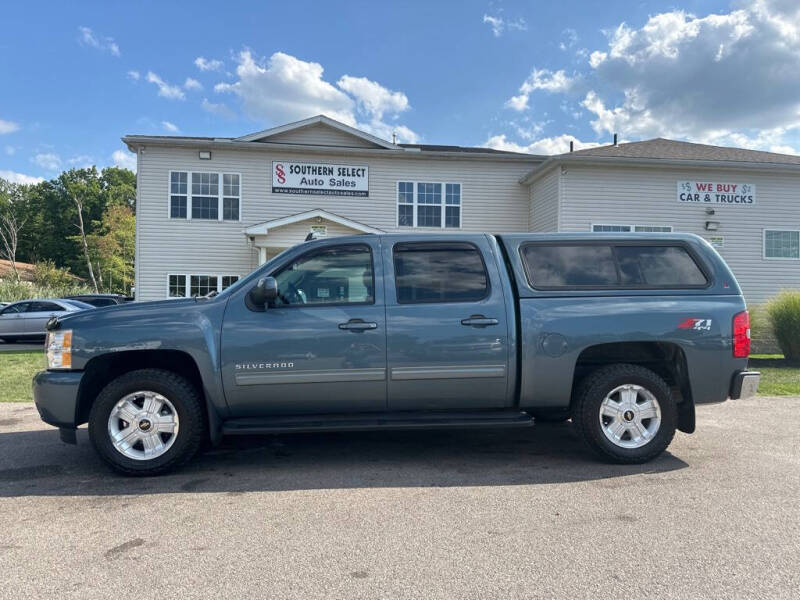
[33,233,760,475]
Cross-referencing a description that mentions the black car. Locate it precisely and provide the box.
[64,294,131,308]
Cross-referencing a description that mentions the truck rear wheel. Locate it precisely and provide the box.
[573,364,677,464]
[88,369,205,476]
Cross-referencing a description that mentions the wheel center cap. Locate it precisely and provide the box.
[138,418,152,432]
[623,410,635,422]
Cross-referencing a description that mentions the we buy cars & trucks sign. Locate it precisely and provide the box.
[272,161,369,197]
[677,181,755,205]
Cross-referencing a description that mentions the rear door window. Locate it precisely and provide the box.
[393,242,489,303]
[27,301,62,312]
[521,243,708,289]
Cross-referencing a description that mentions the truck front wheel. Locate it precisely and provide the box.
[573,364,677,464]
[88,369,205,476]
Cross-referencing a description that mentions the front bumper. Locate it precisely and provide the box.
[730,370,760,400]
[32,369,83,429]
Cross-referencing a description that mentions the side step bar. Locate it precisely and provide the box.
[221,410,534,435]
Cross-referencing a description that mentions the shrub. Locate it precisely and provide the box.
[0,280,93,303]
[766,291,800,362]
[748,304,780,355]
[33,260,78,289]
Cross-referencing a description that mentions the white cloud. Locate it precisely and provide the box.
[184,77,202,91]
[484,133,602,155]
[78,26,120,56]
[111,149,136,171]
[161,120,179,132]
[4,145,15,155]
[580,0,800,150]
[483,14,527,37]
[0,119,20,135]
[336,75,410,120]
[31,152,61,171]
[127,70,140,81]
[194,57,223,71]
[506,69,577,111]
[146,71,185,100]
[201,98,236,119]
[0,170,44,185]
[560,28,579,51]
[215,50,419,143]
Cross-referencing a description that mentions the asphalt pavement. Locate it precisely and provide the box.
[0,397,798,599]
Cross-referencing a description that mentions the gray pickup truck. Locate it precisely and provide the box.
[33,233,759,475]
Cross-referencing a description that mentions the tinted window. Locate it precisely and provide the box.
[27,302,62,312]
[393,242,489,303]
[616,246,707,286]
[522,244,708,289]
[86,298,117,307]
[522,245,618,287]
[274,245,374,306]
[1,303,28,315]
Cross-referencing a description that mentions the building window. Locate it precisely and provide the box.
[168,274,186,298]
[167,274,240,297]
[170,171,241,221]
[591,224,672,233]
[170,172,187,218]
[634,225,673,232]
[764,229,800,259]
[592,224,632,232]
[223,174,240,221]
[221,275,239,290]
[397,181,461,228]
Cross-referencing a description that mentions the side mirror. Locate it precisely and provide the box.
[249,276,278,307]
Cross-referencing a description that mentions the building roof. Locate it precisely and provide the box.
[521,137,800,184]
[565,138,800,165]
[244,208,385,236]
[123,114,542,161]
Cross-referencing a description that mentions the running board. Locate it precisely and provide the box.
[221,410,534,435]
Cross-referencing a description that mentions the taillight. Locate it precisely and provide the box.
[733,311,750,358]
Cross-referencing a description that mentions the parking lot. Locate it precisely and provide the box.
[1,396,798,599]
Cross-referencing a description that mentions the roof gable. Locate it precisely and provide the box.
[235,115,398,150]
[244,209,384,236]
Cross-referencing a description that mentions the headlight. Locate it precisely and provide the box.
[46,330,73,370]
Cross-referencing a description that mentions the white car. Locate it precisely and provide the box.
[0,298,94,342]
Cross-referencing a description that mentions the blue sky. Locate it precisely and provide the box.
[3,0,799,184]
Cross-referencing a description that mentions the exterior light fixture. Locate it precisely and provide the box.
[705,221,720,231]
[199,151,212,160]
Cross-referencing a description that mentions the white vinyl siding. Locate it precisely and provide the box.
[260,122,383,148]
[135,142,535,300]
[558,164,800,303]
[530,167,559,232]
[590,224,673,232]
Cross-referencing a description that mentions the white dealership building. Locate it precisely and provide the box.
[123,114,800,304]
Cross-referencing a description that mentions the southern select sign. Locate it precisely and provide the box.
[677,181,755,205]
[272,161,368,197]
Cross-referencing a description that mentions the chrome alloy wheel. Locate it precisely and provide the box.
[107,391,179,461]
[599,384,662,449]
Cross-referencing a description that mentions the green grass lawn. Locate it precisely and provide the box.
[0,350,43,403]
[0,350,797,403]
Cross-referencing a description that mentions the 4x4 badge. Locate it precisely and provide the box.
[677,318,712,331]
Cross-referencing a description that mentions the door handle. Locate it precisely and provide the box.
[338,319,378,331]
[461,315,499,327]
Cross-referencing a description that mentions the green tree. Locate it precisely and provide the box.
[87,203,136,294]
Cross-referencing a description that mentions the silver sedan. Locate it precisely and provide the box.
[0,298,94,342]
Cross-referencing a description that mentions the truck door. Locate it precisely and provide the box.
[220,238,387,417]
[383,237,511,410]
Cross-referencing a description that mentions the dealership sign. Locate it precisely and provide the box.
[677,181,755,205]
[272,161,368,197]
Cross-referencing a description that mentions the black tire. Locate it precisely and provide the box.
[573,364,677,464]
[89,369,205,476]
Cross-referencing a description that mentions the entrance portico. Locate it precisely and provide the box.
[243,209,385,265]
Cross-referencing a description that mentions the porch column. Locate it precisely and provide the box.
[258,246,267,265]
